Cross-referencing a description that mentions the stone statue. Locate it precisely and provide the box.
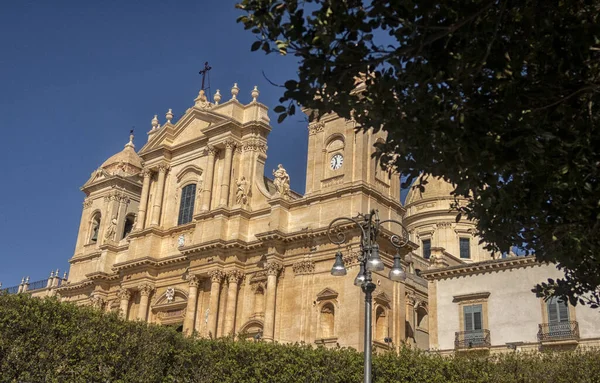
[104,216,118,240]
[272,164,290,197]
[236,176,248,205]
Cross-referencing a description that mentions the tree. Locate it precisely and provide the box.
[236,0,600,307]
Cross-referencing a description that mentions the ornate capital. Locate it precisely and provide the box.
[206,145,218,156]
[208,270,224,284]
[89,294,105,309]
[265,261,283,277]
[250,281,266,293]
[82,199,92,209]
[157,164,169,173]
[226,270,245,284]
[405,293,416,306]
[139,283,154,296]
[188,274,200,288]
[224,139,236,149]
[292,260,315,276]
[142,169,152,178]
[117,288,131,301]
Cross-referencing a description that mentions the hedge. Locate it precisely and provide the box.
[1,294,599,382]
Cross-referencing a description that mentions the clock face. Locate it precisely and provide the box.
[330,154,344,170]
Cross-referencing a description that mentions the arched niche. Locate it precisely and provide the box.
[239,319,264,340]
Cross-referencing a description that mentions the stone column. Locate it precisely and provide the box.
[223,270,244,336]
[201,146,218,212]
[117,288,131,319]
[207,270,224,338]
[263,261,282,342]
[136,170,152,230]
[138,283,154,322]
[183,275,200,335]
[219,140,235,206]
[150,164,168,226]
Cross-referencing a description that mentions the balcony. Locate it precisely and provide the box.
[538,321,579,344]
[455,329,491,350]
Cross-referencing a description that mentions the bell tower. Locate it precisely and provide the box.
[303,112,400,200]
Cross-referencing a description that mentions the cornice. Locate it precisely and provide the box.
[85,271,119,282]
[69,250,102,264]
[179,238,263,255]
[55,279,94,293]
[81,174,143,196]
[112,254,189,272]
[421,256,540,281]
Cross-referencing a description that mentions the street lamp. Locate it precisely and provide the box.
[327,209,409,383]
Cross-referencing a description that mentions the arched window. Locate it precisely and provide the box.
[319,303,335,338]
[121,214,135,239]
[375,306,387,341]
[90,213,101,243]
[177,184,196,225]
[417,307,428,330]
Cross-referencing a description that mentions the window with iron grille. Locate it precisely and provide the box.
[177,184,196,225]
[459,237,470,259]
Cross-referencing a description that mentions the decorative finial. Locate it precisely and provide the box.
[166,109,173,123]
[214,89,221,105]
[56,268,59,276]
[151,115,159,130]
[125,129,135,149]
[25,276,30,284]
[63,271,68,280]
[231,83,239,100]
[21,277,24,284]
[50,270,54,278]
[251,85,259,102]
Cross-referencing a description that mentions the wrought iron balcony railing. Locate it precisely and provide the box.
[0,285,20,295]
[537,321,579,342]
[454,329,491,349]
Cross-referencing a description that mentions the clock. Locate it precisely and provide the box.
[330,153,343,170]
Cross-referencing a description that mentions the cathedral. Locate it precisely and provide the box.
[9,79,598,354]
[49,81,489,351]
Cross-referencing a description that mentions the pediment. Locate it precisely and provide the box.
[176,164,203,182]
[140,108,231,153]
[374,292,391,305]
[316,287,338,301]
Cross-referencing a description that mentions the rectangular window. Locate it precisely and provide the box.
[422,239,431,259]
[463,304,483,331]
[178,184,197,225]
[459,237,471,259]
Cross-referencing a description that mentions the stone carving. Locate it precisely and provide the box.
[82,199,92,209]
[265,261,283,276]
[165,287,175,303]
[343,251,360,268]
[235,176,249,205]
[226,270,245,284]
[208,270,224,284]
[188,274,200,287]
[157,164,169,173]
[178,234,185,248]
[250,281,266,293]
[308,121,325,135]
[206,145,218,156]
[242,140,268,153]
[139,283,154,296]
[195,89,212,109]
[224,140,236,150]
[104,216,118,241]
[117,288,131,301]
[272,164,290,197]
[90,294,105,309]
[293,260,315,275]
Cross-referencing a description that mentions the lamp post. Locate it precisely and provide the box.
[327,209,409,383]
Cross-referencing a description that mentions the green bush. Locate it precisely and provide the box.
[1,294,599,382]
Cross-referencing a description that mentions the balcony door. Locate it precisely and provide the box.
[547,297,570,337]
[463,304,484,346]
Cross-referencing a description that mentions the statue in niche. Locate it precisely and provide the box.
[236,176,249,205]
[104,216,118,241]
[272,164,290,197]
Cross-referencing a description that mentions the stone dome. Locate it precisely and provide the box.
[404,175,455,205]
[100,133,143,175]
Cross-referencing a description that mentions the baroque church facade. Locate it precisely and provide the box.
[53,82,491,352]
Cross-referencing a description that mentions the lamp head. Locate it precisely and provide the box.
[389,253,406,281]
[330,251,347,276]
[366,244,384,272]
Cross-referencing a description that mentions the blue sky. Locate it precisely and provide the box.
[0,1,406,288]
